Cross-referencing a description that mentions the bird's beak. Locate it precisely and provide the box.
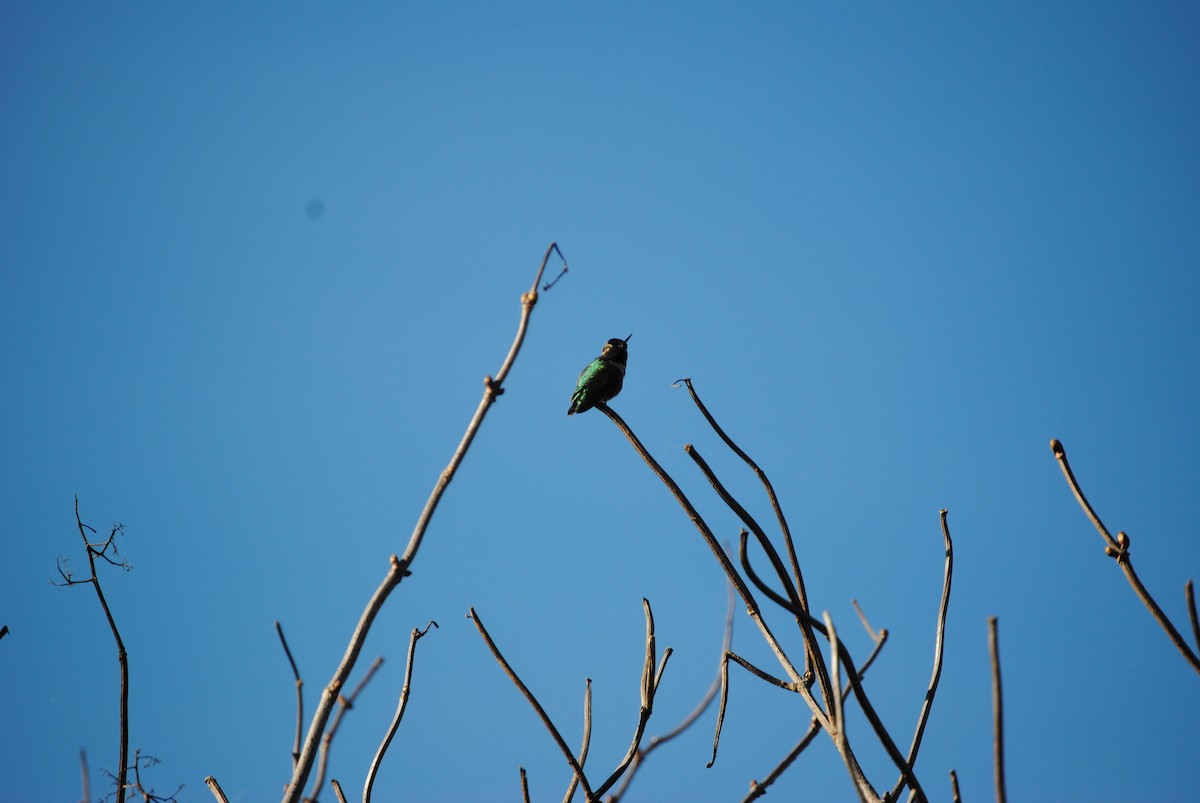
[624,333,633,344]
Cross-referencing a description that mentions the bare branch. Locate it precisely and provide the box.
[949,770,962,803]
[685,445,833,709]
[989,617,1007,803]
[330,780,347,803]
[594,404,821,726]
[520,767,531,803]
[80,747,90,803]
[1050,439,1200,673]
[469,607,594,801]
[364,621,438,803]
[275,621,304,769]
[68,497,129,803]
[282,245,564,802]
[563,679,592,803]
[890,510,954,801]
[204,776,229,803]
[308,656,384,801]
[608,581,735,802]
[592,601,672,799]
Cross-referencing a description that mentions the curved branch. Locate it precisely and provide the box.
[364,622,437,803]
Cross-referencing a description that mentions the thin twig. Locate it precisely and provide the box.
[891,509,954,801]
[308,656,384,801]
[520,767,531,803]
[949,770,962,803]
[364,622,438,803]
[282,245,564,803]
[275,621,305,769]
[330,779,347,803]
[1187,580,1200,656]
[593,599,672,799]
[469,607,594,801]
[563,679,592,803]
[1050,439,1200,673]
[608,581,735,803]
[989,617,1006,803]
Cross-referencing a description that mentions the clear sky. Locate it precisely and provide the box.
[3,3,1199,801]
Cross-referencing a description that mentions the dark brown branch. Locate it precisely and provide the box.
[594,404,820,724]
[685,446,833,709]
[364,622,438,803]
[1188,580,1200,656]
[0,625,8,641]
[275,621,304,769]
[989,617,1006,803]
[674,379,810,612]
[69,498,130,803]
[1050,439,1200,674]
[520,767,531,803]
[949,770,962,803]
[563,679,592,803]
[890,509,954,801]
[469,607,594,801]
[607,582,736,803]
[281,245,564,803]
[742,619,887,803]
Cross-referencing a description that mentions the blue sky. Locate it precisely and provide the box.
[3,3,1199,801]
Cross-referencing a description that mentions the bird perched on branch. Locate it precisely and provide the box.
[567,335,631,415]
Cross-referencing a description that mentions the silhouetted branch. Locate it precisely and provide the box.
[275,621,304,769]
[949,770,962,803]
[281,245,564,803]
[0,625,9,641]
[685,445,832,708]
[607,582,736,803]
[469,607,594,801]
[563,679,592,803]
[80,747,90,803]
[594,404,818,721]
[63,498,129,803]
[307,656,384,801]
[743,613,888,803]
[364,621,438,803]
[520,767,531,803]
[890,509,954,801]
[1050,439,1200,673]
[989,617,1006,803]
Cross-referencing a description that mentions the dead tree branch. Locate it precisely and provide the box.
[1050,439,1200,674]
[280,244,566,802]
[307,656,384,801]
[275,621,304,770]
[989,617,1006,803]
[364,621,438,803]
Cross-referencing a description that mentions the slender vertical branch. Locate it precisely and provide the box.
[364,622,438,803]
[949,770,962,803]
[282,245,564,802]
[70,498,130,803]
[275,621,304,769]
[1187,580,1200,655]
[469,607,594,801]
[79,747,90,803]
[1050,439,1200,674]
[989,617,1006,803]
[562,679,592,803]
[890,510,954,801]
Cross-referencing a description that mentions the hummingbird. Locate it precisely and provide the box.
[567,335,631,415]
